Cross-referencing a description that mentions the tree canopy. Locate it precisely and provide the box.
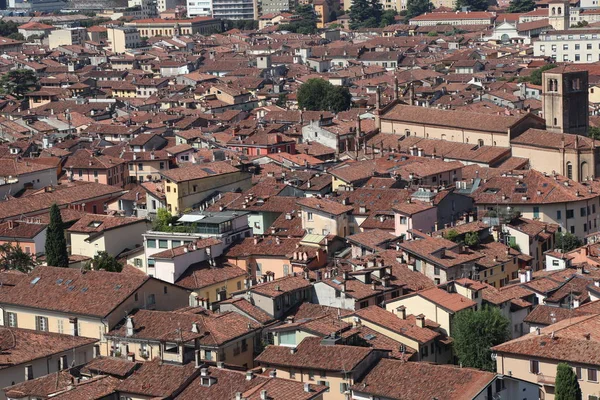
[45,204,69,268]
[0,243,37,273]
[507,0,536,13]
[453,307,510,371]
[0,69,39,99]
[279,5,317,34]
[445,229,459,242]
[464,232,480,247]
[520,63,557,86]
[455,0,489,11]
[152,208,197,233]
[349,0,383,29]
[555,232,583,252]
[555,363,582,400]
[406,0,433,20]
[297,78,352,113]
[85,251,123,272]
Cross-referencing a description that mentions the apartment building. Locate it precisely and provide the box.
[297,197,352,237]
[160,162,252,214]
[105,308,261,368]
[48,27,87,50]
[106,26,142,53]
[211,0,258,20]
[187,0,212,17]
[534,28,600,62]
[125,17,222,38]
[493,313,600,400]
[409,11,496,26]
[0,267,189,356]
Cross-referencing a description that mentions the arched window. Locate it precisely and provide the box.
[558,7,562,14]
[554,118,558,125]
[478,139,484,147]
[581,161,589,180]
[567,162,573,179]
[552,7,556,15]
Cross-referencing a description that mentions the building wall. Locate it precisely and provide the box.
[534,32,600,63]
[385,296,453,336]
[164,171,252,214]
[0,343,95,400]
[70,221,150,258]
[394,208,437,238]
[301,209,348,237]
[0,168,57,200]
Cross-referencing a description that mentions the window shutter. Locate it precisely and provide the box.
[35,316,40,331]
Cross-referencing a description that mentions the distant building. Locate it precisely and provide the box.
[211,0,257,20]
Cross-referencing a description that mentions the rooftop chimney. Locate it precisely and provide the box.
[396,306,406,319]
[416,314,425,328]
[125,315,134,337]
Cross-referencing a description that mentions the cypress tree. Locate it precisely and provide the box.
[45,203,69,267]
[556,363,582,400]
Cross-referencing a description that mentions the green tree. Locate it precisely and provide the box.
[453,307,510,371]
[507,0,535,12]
[406,0,433,20]
[445,229,459,242]
[45,204,69,267]
[0,242,37,273]
[0,20,20,37]
[152,208,177,232]
[520,63,557,86]
[427,31,438,36]
[0,69,39,99]
[349,0,383,29]
[7,32,25,41]
[298,78,351,112]
[555,363,582,400]
[589,126,600,139]
[380,10,397,27]
[555,232,582,252]
[464,232,480,247]
[455,0,489,11]
[279,4,318,33]
[325,85,352,113]
[275,93,288,108]
[85,251,123,272]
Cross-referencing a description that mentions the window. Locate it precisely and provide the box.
[7,312,17,327]
[307,212,313,221]
[594,204,597,214]
[25,365,33,381]
[530,360,540,374]
[158,240,168,249]
[308,370,314,380]
[320,370,326,378]
[434,266,440,275]
[576,366,582,380]
[290,370,296,379]
[340,383,348,393]
[566,209,574,219]
[147,294,155,305]
[557,210,562,220]
[567,163,573,179]
[163,286,168,294]
[35,316,48,332]
[147,239,156,248]
[589,368,598,382]
[58,319,64,334]
[533,206,540,219]
[204,350,212,360]
[279,331,295,346]
[581,207,587,217]
[359,300,369,308]
[571,226,576,234]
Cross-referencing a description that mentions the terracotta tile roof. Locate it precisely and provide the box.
[410,287,477,313]
[160,161,239,183]
[0,181,123,221]
[65,149,125,169]
[399,236,484,269]
[247,275,312,298]
[0,327,96,370]
[0,220,46,239]
[51,376,121,400]
[524,304,586,326]
[226,236,304,258]
[0,266,149,318]
[507,217,558,239]
[81,356,140,378]
[381,103,528,133]
[349,305,439,344]
[512,128,600,151]
[351,359,496,400]
[117,358,199,397]
[175,260,246,290]
[219,297,275,324]
[67,214,147,234]
[482,282,535,305]
[346,229,398,250]
[108,309,260,346]
[3,370,75,398]
[492,314,600,365]
[297,197,353,215]
[255,336,374,372]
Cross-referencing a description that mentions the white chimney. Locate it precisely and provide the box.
[125,316,134,337]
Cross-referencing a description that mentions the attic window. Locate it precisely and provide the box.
[514,187,527,194]
[88,221,102,228]
[114,284,122,290]
[484,188,500,194]
[30,277,40,285]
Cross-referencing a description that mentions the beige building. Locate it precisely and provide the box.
[48,27,87,49]
[378,103,545,148]
[106,26,142,53]
[256,336,386,400]
[125,17,221,38]
[493,313,600,400]
[68,214,150,259]
[161,162,252,214]
[0,266,189,356]
[297,197,352,237]
[0,328,97,400]
[105,308,261,368]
